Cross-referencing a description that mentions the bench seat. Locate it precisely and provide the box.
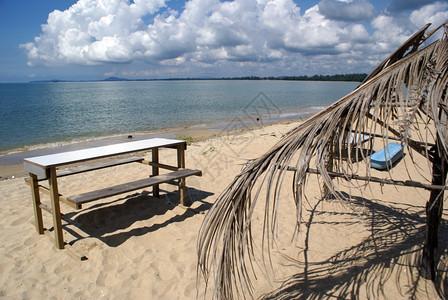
[67,168,202,206]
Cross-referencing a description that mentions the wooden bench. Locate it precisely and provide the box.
[67,168,202,207]
[25,158,202,209]
[23,138,202,255]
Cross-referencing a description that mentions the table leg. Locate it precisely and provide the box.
[48,167,64,249]
[29,173,44,234]
[177,144,187,206]
[152,147,160,197]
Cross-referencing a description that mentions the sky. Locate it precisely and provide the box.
[0,0,447,83]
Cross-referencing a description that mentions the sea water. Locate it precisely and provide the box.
[0,80,358,154]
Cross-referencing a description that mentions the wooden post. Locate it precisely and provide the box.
[152,147,160,198]
[421,142,447,280]
[29,173,44,234]
[324,132,338,198]
[177,143,187,206]
[48,167,64,249]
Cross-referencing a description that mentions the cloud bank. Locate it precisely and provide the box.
[21,0,448,77]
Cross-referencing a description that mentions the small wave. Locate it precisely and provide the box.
[307,106,327,111]
[268,106,326,120]
[191,123,208,128]
[0,134,129,157]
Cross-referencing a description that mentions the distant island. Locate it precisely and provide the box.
[32,73,368,83]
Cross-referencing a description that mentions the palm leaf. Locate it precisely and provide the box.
[198,22,448,299]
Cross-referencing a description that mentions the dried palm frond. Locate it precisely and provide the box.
[198,22,448,299]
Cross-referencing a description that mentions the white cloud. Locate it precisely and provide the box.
[371,15,411,52]
[20,0,448,77]
[370,2,448,55]
[410,2,448,30]
[22,0,167,66]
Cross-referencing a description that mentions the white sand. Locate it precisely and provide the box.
[0,121,446,299]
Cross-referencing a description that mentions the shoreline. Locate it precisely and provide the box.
[0,102,326,156]
[0,115,307,180]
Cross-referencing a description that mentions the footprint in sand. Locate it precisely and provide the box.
[10,216,30,227]
[96,271,114,287]
[23,236,36,246]
[169,253,185,277]
[150,261,176,281]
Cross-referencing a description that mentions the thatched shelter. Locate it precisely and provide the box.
[198,21,448,299]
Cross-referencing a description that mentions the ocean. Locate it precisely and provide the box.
[0,80,358,157]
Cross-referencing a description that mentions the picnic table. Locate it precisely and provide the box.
[23,138,201,255]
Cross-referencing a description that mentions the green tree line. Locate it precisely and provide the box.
[233,73,367,82]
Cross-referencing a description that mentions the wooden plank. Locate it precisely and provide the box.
[177,144,187,206]
[29,174,44,234]
[43,230,87,261]
[39,202,52,214]
[288,167,448,191]
[67,169,202,205]
[25,180,81,209]
[152,148,160,198]
[349,130,436,147]
[57,157,144,178]
[142,160,179,172]
[49,167,64,249]
[40,185,81,209]
[39,203,66,219]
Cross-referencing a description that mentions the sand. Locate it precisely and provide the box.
[0,120,447,299]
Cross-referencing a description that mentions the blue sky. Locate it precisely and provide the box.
[0,0,447,83]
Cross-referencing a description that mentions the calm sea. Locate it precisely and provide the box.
[0,80,358,155]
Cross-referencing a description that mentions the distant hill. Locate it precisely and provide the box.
[103,76,127,81]
[30,79,72,83]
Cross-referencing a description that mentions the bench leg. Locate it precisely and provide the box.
[152,147,160,197]
[29,173,44,234]
[177,144,188,206]
[48,167,65,249]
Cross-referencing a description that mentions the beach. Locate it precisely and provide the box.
[0,119,446,299]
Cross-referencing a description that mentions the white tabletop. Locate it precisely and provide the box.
[24,138,185,170]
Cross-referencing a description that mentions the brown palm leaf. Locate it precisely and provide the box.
[198,22,448,299]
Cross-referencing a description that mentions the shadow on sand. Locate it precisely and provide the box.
[60,187,213,247]
[263,193,448,299]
